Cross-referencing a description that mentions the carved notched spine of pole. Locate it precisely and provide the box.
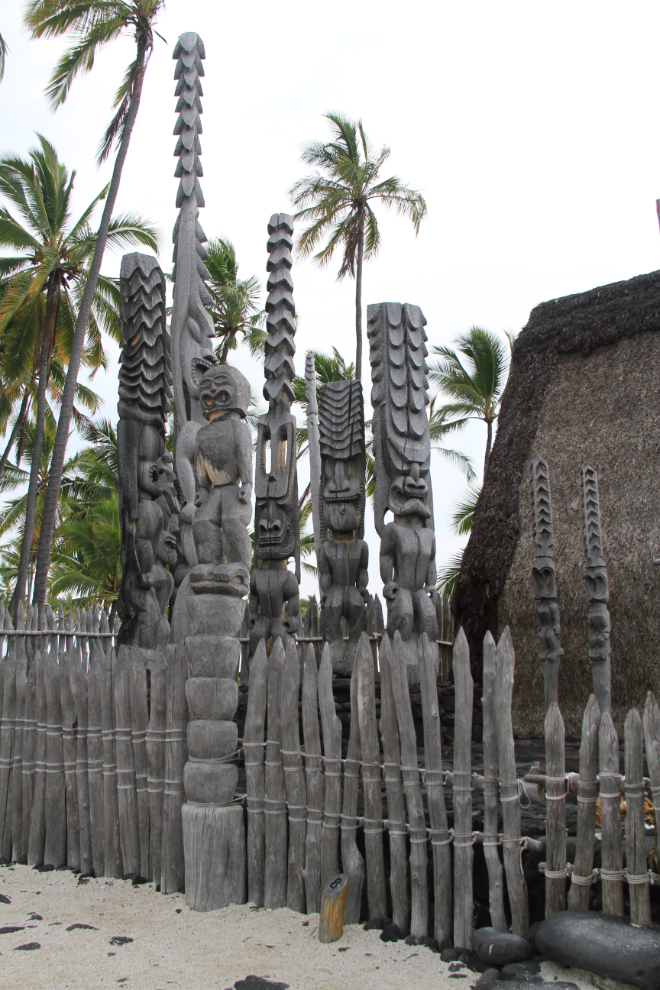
[581,465,611,715]
[530,455,563,709]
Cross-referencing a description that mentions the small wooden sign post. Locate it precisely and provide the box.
[319,873,348,943]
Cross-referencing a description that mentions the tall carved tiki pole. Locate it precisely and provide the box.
[580,466,611,716]
[248,215,301,654]
[530,456,563,710]
[317,379,370,673]
[367,302,439,682]
[169,32,250,911]
[117,254,177,649]
[170,32,216,581]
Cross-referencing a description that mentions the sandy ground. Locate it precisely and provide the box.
[0,865,631,990]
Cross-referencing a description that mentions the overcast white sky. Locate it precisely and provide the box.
[2,1,660,599]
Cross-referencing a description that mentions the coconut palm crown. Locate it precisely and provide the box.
[290,112,427,381]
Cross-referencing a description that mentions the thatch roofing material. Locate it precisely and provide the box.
[453,269,660,736]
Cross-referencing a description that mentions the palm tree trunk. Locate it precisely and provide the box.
[32,39,147,610]
[0,384,33,478]
[219,332,233,364]
[484,420,493,477]
[355,207,365,381]
[10,282,55,615]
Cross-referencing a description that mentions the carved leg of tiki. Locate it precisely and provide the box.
[386,588,414,640]
[192,488,224,565]
[345,588,368,634]
[219,488,253,568]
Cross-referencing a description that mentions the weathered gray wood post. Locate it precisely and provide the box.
[494,626,529,935]
[302,643,324,912]
[115,646,140,877]
[530,457,563,710]
[341,642,365,925]
[44,628,66,869]
[87,639,105,878]
[319,643,342,887]
[599,712,624,917]
[9,604,27,862]
[481,632,506,931]
[244,639,268,905]
[129,651,150,880]
[264,639,287,908]
[452,628,474,949]
[567,694,600,910]
[27,639,46,866]
[22,607,38,861]
[0,612,16,860]
[281,638,307,912]
[624,709,651,925]
[377,634,406,931]
[357,631,387,920]
[160,643,188,894]
[146,650,167,888]
[544,702,567,917]
[390,631,428,938]
[100,638,121,878]
[581,467,612,716]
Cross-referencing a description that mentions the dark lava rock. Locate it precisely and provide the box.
[474,968,500,989]
[76,876,90,885]
[448,962,466,972]
[404,934,418,945]
[418,935,439,952]
[28,913,42,921]
[363,916,389,931]
[459,949,491,973]
[0,894,10,904]
[448,975,468,979]
[536,909,660,990]
[0,925,24,935]
[500,961,541,981]
[473,927,534,966]
[441,947,460,962]
[523,921,543,953]
[234,979,290,990]
[439,937,453,951]
[14,942,40,950]
[109,936,133,946]
[66,923,98,931]
[380,922,403,942]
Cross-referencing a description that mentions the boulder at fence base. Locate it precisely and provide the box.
[535,910,660,990]
[182,803,245,911]
[473,927,534,966]
[183,762,237,804]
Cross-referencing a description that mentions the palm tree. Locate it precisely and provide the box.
[0,32,8,81]
[48,495,122,614]
[427,326,511,476]
[435,484,482,597]
[203,238,266,364]
[290,112,427,380]
[0,134,155,611]
[24,0,165,610]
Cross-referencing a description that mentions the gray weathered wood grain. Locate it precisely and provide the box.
[87,640,105,878]
[481,631,506,931]
[494,626,529,935]
[599,711,624,917]
[161,642,188,894]
[340,642,365,925]
[27,644,46,867]
[129,651,150,880]
[568,694,600,910]
[624,708,651,925]
[318,642,342,888]
[281,638,307,913]
[452,627,474,949]
[22,614,38,861]
[100,640,121,878]
[244,638,268,906]
[114,646,139,878]
[357,631,387,920]
[44,640,66,868]
[182,804,246,910]
[9,609,27,862]
[264,638,287,908]
[544,702,567,917]
[146,650,167,889]
[390,631,428,939]
[302,643,324,913]
[0,616,16,860]
[69,628,92,875]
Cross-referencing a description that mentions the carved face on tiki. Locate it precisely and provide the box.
[193,361,250,422]
[536,599,564,661]
[322,454,362,534]
[532,557,558,599]
[585,563,609,603]
[255,498,294,560]
[588,601,611,660]
[388,462,431,521]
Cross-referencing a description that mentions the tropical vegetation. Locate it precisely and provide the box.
[290,112,427,380]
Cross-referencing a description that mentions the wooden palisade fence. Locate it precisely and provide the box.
[1,601,658,941]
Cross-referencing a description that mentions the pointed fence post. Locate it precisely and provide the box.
[44,628,66,869]
[599,712,624,917]
[87,639,106,878]
[69,619,92,875]
[100,638,121,878]
[494,626,529,935]
[302,643,324,912]
[146,649,168,889]
[390,631,428,939]
[264,639,287,908]
[357,631,386,919]
[319,643,342,888]
[0,614,16,861]
[568,695,600,909]
[22,609,38,860]
[544,702,567,917]
[27,640,46,867]
[281,638,307,912]
[624,709,651,925]
[244,639,268,905]
[481,631,506,931]
[452,628,474,949]
[9,605,27,862]
[340,642,365,925]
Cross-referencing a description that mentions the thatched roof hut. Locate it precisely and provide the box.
[453,269,660,738]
